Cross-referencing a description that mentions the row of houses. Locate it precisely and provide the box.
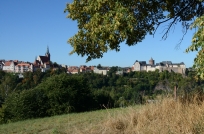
[0,47,51,73]
[0,47,187,76]
[0,47,118,75]
[0,60,111,75]
[0,57,187,76]
[0,60,33,73]
[67,65,110,75]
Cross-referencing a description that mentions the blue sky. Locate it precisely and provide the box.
[0,0,197,68]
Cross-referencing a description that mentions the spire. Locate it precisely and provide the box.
[46,46,50,54]
[45,46,51,61]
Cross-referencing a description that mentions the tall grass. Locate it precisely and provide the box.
[0,107,136,134]
[1,95,204,134]
[97,96,204,134]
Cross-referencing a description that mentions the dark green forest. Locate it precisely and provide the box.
[0,67,201,124]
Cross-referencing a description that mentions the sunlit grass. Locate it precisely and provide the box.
[0,106,141,134]
[100,98,204,134]
[1,97,204,134]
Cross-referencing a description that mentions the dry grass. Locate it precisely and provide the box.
[0,110,106,134]
[99,97,204,134]
[1,97,204,134]
[0,107,138,134]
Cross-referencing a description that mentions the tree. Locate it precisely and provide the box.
[186,15,204,79]
[53,62,59,68]
[64,0,204,61]
[97,64,102,69]
[108,66,118,76]
[0,74,19,99]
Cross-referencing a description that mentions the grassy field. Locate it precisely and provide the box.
[0,106,141,134]
[1,97,204,134]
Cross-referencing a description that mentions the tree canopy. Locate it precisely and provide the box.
[64,0,203,61]
[186,16,204,79]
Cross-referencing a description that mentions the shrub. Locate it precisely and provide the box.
[0,74,95,123]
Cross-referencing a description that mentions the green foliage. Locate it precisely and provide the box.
[41,74,93,113]
[0,69,203,124]
[0,70,6,83]
[0,73,20,101]
[186,16,204,79]
[64,0,204,61]
[92,89,114,109]
[0,73,94,123]
[0,88,49,123]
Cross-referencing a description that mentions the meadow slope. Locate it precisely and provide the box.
[1,98,204,134]
[0,106,139,134]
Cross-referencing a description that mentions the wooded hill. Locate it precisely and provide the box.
[0,67,201,123]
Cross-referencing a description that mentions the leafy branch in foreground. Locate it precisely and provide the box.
[186,16,204,79]
[64,0,204,62]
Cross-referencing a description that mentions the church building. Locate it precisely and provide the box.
[33,46,51,72]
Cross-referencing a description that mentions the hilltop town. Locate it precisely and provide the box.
[0,47,187,76]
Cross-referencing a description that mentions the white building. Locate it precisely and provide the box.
[15,62,33,73]
[3,61,17,72]
[132,58,186,75]
[3,60,33,73]
[93,67,109,75]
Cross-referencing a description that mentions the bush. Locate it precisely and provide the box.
[0,88,49,123]
[0,74,95,123]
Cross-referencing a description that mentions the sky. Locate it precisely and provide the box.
[0,0,197,68]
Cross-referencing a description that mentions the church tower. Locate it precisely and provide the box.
[45,46,50,61]
[149,57,154,65]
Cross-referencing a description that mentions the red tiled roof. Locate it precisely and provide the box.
[68,66,78,69]
[17,63,30,66]
[91,66,95,70]
[86,67,91,70]
[72,69,79,72]
[4,61,12,66]
[68,68,79,72]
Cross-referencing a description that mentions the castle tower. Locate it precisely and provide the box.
[149,57,154,65]
[45,46,50,61]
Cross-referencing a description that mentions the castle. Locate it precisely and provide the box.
[132,58,186,75]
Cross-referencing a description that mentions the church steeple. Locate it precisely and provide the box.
[45,46,50,61]
[46,46,50,54]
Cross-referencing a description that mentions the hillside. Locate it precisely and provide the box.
[1,97,204,134]
[0,107,139,134]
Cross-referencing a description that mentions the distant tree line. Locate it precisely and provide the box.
[0,67,202,123]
